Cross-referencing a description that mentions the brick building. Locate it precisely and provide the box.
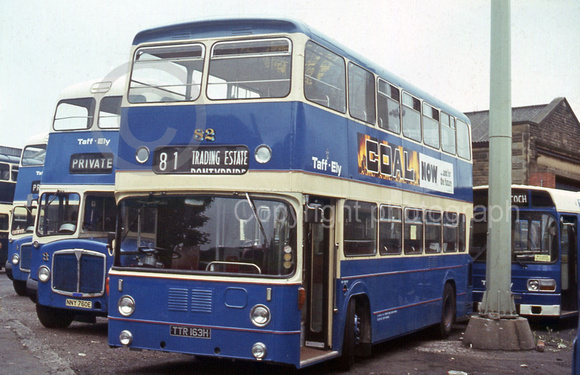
[466,97,580,190]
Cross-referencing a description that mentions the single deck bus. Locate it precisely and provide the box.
[471,185,580,319]
[107,18,473,369]
[5,133,47,295]
[0,147,21,270]
[27,78,122,327]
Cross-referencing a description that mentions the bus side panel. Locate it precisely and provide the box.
[293,103,349,179]
[108,274,302,367]
[338,254,471,344]
[341,117,473,203]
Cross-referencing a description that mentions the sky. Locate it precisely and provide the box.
[1,0,579,148]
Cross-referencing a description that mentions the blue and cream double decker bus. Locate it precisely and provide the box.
[5,133,47,295]
[0,147,21,270]
[107,18,473,369]
[28,78,123,328]
[471,185,580,319]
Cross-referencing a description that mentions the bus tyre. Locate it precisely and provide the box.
[338,299,359,371]
[36,304,74,329]
[12,280,28,296]
[438,283,456,339]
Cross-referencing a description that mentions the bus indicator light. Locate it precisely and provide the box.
[298,287,306,310]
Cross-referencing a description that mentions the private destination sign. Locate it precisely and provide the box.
[153,145,249,175]
[70,152,114,174]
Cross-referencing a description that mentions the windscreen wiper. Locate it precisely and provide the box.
[245,193,269,247]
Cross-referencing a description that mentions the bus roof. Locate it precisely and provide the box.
[475,185,580,214]
[24,132,49,147]
[131,17,469,122]
[56,75,126,102]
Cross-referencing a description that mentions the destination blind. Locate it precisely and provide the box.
[153,145,249,175]
[70,153,114,174]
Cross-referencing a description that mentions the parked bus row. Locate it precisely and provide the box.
[2,17,578,371]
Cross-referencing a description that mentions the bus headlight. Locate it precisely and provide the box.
[254,145,272,164]
[119,330,133,346]
[250,304,271,327]
[251,342,267,360]
[11,253,20,265]
[38,266,51,283]
[527,279,556,292]
[118,295,136,317]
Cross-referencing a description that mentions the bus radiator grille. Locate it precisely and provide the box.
[52,252,105,295]
[20,244,32,271]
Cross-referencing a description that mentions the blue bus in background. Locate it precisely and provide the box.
[0,146,21,270]
[471,185,580,319]
[5,133,47,295]
[28,78,123,328]
[107,18,473,370]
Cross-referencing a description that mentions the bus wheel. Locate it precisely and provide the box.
[338,299,359,370]
[36,304,74,329]
[438,283,456,339]
[12,280,28,296]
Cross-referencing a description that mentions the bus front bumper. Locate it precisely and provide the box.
[5,261,13,280]
[474,302,561,317]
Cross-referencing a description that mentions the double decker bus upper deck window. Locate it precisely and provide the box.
[422,103,440,149]
[208,38,291,100]
[129,44,205,103]
[53,98,96,130]
[378,79,401,134]
[440,112,456,154]
[402,93,421,142]
[116,195,296,277]
[98,96,122,129]
[21,144,46,166]
[304,41,346,113]
[456,119,471,160]
[348,63,376,124]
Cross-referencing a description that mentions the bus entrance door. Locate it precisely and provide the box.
[561,217,578,315]
[303,199,333,351]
